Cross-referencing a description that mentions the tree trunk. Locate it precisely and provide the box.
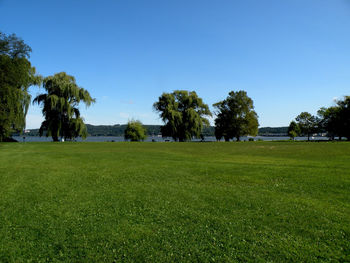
[236,136,240,142]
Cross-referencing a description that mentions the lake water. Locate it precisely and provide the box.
[13,136,330,142]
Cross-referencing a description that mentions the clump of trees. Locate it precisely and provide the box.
[124,120,147,141]
[318,97,350,140]
[33,72,95,141]
[6,32,349,143]
[295,112,318,141]
[153,90,212,142]
[0,32,41,141]
[0,32,95,142]
[213,91,258,141]
[290,96,350,141]
[154,90,258,142]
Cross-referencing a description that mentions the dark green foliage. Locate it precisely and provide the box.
[318,106,341,140]
[153,90,211,141]
[201,125,215,136]
[33,72,95,141]
[258,126,288,135]
[24,125,291,137]
[316,96,350,140]
[0,32,32,58]
[214,90,258,141]
[124,120,147,141]
[84,124,162,137]
[24,124,289,137]
[0,32,41,141]
[336,96,350,140]
[0,142,349,262]
[295,112,318,141]
[288,121,300,140]
[86,124,129,136]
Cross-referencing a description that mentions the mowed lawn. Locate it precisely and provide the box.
[0,142,349,262]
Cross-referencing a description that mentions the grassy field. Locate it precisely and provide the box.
[0,142,349,262]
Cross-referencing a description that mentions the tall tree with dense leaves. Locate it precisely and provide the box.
[153,90,211,141]
[213,91,258,141]
[33,72,95,141]
[317,106,341,140]
[336,96,350,140]
[0,32,41,141]
[295,112,318,141]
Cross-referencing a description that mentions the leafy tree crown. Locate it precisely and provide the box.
[153,90,211,141]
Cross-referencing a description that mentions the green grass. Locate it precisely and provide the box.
[0,142,349,262]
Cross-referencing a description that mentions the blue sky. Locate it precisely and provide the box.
[1,0,350,128]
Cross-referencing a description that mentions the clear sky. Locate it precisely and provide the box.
[1,0,350,129]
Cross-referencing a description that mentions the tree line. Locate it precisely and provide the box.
[0,32,259,142]
[1,31,349,142]
[288,98,350,141]
[88,90,259,142]
[24,125,290,137]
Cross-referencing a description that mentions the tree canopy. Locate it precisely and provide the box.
[213,90,258,141]
[124,120,147,141]
[295,112,318,141]
[33,72,95,141]
[336,96,350,140]
[153,90,211,142]
[288,121,300,140]
[317,96,350,140]
[317,106,340,140]
[0,32,41,141]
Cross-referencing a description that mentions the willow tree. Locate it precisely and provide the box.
[124,120,147,141]
[214,90,258,141]
[0,32,41,141]
[33,72,95,141]
[153,90,211,141]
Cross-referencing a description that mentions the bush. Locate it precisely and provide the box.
[289,130,298,140]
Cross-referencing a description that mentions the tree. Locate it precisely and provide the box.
[336,96,350,140]
[213,91,258,141]
[153,90,211,142]
[288,121,300,140]
[0,32,41,141]
[295,112,318,141]
[317,106,341,140]
[124,120,147,141]
[33,72,95,141]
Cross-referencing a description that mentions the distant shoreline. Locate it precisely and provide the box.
[20,124,292,137]
[12,135,331,143]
